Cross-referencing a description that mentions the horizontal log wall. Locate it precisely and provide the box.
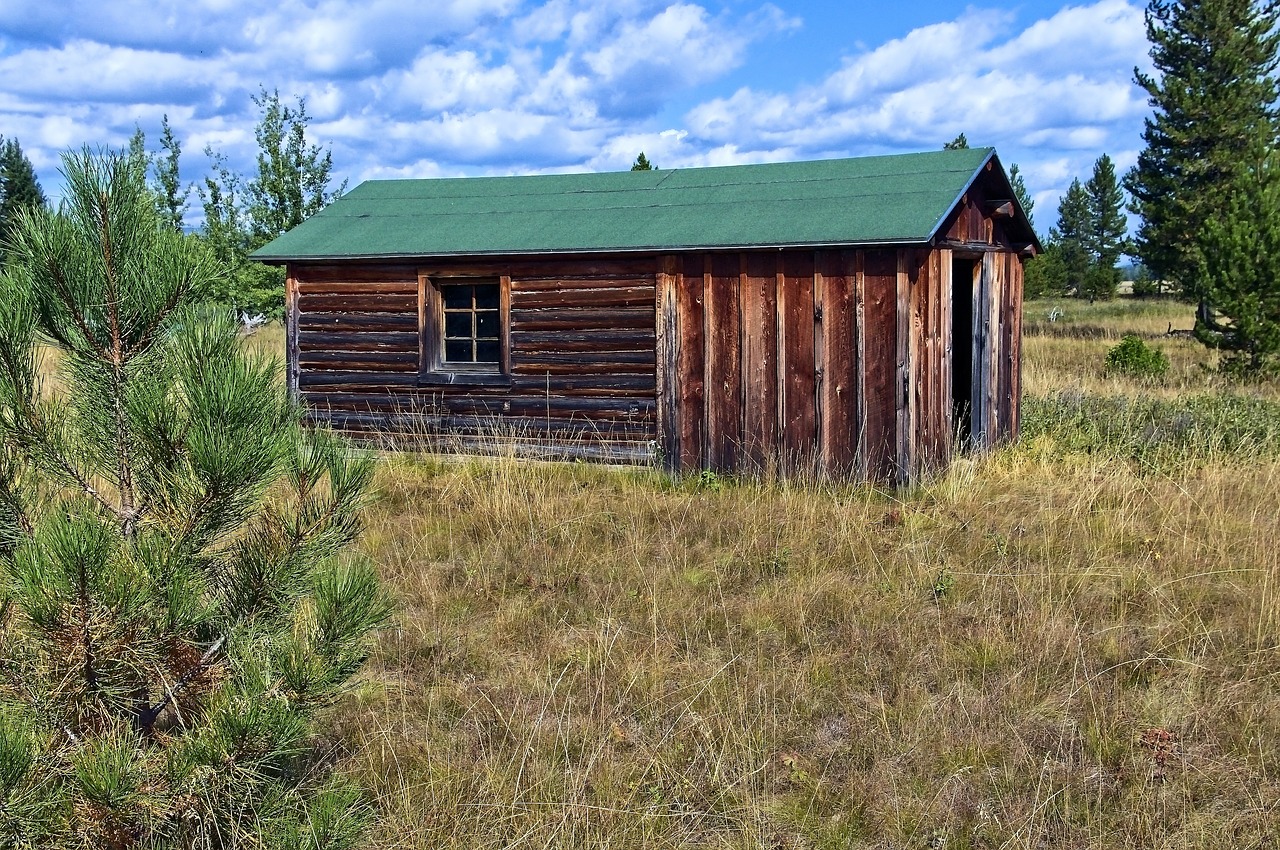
[289,258,658,461]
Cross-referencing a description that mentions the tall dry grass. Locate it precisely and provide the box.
[299,296,1280,848]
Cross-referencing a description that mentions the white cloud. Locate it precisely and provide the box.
[382,48,522,114]
[0,0,1149,226]
[0,40,220,103]
[823,10,1010,104]
[683,1,1149,223]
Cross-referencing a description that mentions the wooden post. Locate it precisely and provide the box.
[1010,254,1024,440]
[285,267,300,402]
[656,256,680,470]
[987,253,1002,446]
[938,249,953,465]
[895,251,913,484]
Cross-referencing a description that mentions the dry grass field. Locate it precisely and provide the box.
[277,297,1280,849]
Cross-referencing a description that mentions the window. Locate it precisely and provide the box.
[442,281,500,366]
[420,273,509,383]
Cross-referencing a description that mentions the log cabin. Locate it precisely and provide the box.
[252,147,1039,483]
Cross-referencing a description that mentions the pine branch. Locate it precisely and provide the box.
[134,633,226,731]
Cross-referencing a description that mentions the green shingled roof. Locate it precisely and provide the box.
[252,147,1008,261]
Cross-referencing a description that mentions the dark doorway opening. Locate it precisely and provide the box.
[951,258,976,446]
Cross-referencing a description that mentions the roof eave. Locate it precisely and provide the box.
[251,236,939,265]
[923,149,1042,254]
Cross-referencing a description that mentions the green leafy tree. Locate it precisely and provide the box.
[0,148,386,848]
[200,89,345,317]
[1054,178,1092,296]
[0,138,47,254]
[1082,154,1128,300]
[126,126,149,178]
[1125,0,1280,297]
[244,89,343,247]
[1190,150,1280,371]
[155,115,188,233]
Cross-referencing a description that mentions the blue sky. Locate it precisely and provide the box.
[0,0,1152,230]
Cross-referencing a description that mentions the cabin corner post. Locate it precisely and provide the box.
[1010,254,1024,441]
[656,255,680,472]
[285,266,300,403]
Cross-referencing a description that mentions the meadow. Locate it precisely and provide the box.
[297,297,1280,849]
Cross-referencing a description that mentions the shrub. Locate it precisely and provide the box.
[1105,334,1169,377]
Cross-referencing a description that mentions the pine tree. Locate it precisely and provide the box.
[1009,163,1035,232]
[1023,241,1068,298]
[1126,0,1280,295]
[0,148,386,848]
[1191,148,1280,370]
[1055,178,1093,296]
[631,152,654,171]
[1082,154,1128,300]
[0,138,47,253]
[943,133,969,150]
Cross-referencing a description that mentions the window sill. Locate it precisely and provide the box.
[419,371,512,389]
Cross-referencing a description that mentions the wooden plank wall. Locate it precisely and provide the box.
[287,246,1024,480]
[665,248,939,481]
[862,251,898,480]
[291,258,658,461]
[664,246,1023,481]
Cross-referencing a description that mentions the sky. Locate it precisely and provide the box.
[0,0,1154,231]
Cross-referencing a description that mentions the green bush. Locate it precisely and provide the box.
[1105,334,1169,377]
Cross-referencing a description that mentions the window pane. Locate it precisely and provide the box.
[444,339,472,362]
[473,284,499,310]
[442,285,473,310]
[444,312,472,338]
[475,340,500,363]
[475,310,499,337]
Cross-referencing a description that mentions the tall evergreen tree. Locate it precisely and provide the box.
[1125,0,1280,295]
[0,148,386,848]
[1009,163,1035,232]
[0,138,47,253]
[1023,241,1068,298]
[1191,148,1280,370]
[631,152,654,171]
[1055,178,1093,296]
[1082,154,1128,299]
